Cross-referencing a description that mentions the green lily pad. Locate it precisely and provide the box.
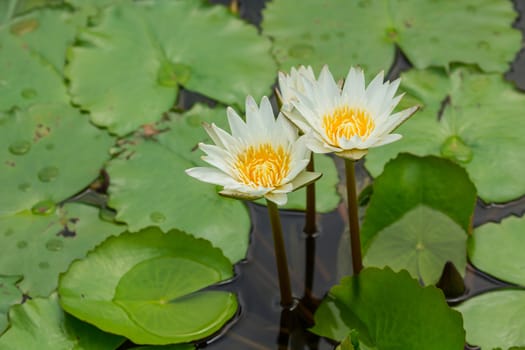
[468,215,525,286]
[456,290,525,350]
[67,0,276,135]
[312,267,465,349]
[262,0,519,76]
[0,203,125,297]
[0,275,22,334]
[365,68,525,203]
[0,293,124,350]
[0,103,114,216]
[130,346,194,350]
[59,228,238,345]
[364,205,466,285]
[0,9,76,110]
[255,154,340,212]
[107,105,250,263]
[361,154,476,251]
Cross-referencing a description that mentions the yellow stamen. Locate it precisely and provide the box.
[235,143,291,188]
[322,106,375,146]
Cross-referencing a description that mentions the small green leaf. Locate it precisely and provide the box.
[365,68,525,203]
[0,203,125,297]
[0,104,114,216]
[0,275,23,334]
[0,293,124,350]
[364,205,466,285]
[361,154,476,251]
[456,290,525,350]
[59,228,238,345]
[312,267,465,349]
[469,215,525,286]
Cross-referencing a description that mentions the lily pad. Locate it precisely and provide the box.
[468,215,525,286]
[67,0,276,135]
[0,293,124,350]
[0,275,22,334]
[0,103,114,216]
[262,0,519,76]
[59,228,238,345]
[312,267,465,349]
[365,68,525,203]
[0,9,76,110]
[361,154,476,250]
[364,205,466,285]
[107,106,250,263]
[0,203,125,297]
[456,290,525,350]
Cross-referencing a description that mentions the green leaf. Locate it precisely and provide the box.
[0,275,23,334]
[312,267,465,349]
[59,228,238,345]
[255,154,340,212]
[0,203,125,297]
[0,9,76,110]
[456,290,525,350]
[129,346,194,350]
[0,293,124,350]
[468,215,525,286]
[107,105,250,263]
[364,205,466,285]
[262,0,519,75]
[365,68,525,203]
[0,103,114,216]
[67,0,276,136]
[361,154,476,251]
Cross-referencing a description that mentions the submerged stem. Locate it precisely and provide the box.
[266,200,294,307]
[345,159,363,275]
[304,154,317,235]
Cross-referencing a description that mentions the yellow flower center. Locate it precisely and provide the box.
[235,143,291,188]
[322,106,375,146]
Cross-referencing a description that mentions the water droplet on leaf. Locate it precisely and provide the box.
[45,143,55,150]
[17,241,28,249]
[18,182,31,192]
[440,135,473,164]
[21,88,37,99]
[31,200,56,215]
[288,44,315,59]
[10,19,39,36]
[38,166,59,182]
[8,140,31,155]
[150,212,166,223]
[45,239,63,252]
[38,262,50,269]
[477,41,490,50]
[4,228,14,237]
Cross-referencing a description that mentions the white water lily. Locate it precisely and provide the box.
[276,65,316,113]
[286,65,419,160]
[186,96,321,206]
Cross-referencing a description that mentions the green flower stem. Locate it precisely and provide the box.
[304,154,317,235]
[266,199,294,307]
[345,158,363,275]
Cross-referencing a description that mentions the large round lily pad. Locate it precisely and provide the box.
[311,267,465,349]
[361,154,476,250]
[0,103,114,216]
[0,275,22,334]
[456,290,525,349]
[262,0,519,77]
[67,0,276,135]
[0,293,124,350]
[468,215,525,286]
[365,68,525,203]
[364,205,466,285]
[59,228,238,345]
[107,105,250,263]
[0,9,76,111]
[0,203,125,297]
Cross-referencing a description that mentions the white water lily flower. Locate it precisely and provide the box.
[288,65,419,160]
[186,96,321,206]
[276,65,316,113]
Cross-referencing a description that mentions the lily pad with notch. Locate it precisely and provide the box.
[58,228,238,345]
[365,68,525,203]
[67,0,276,135]
[312,267,465,349]
[0,275,23,334]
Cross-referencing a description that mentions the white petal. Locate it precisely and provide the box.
[343,67,366,105]
[227,107,247,137]
[265,192,288,206]
[306,134,341,154]
[202,122,224,148]
[290,171,322,191]
[186,167,238,187]
[370,133,402,148]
